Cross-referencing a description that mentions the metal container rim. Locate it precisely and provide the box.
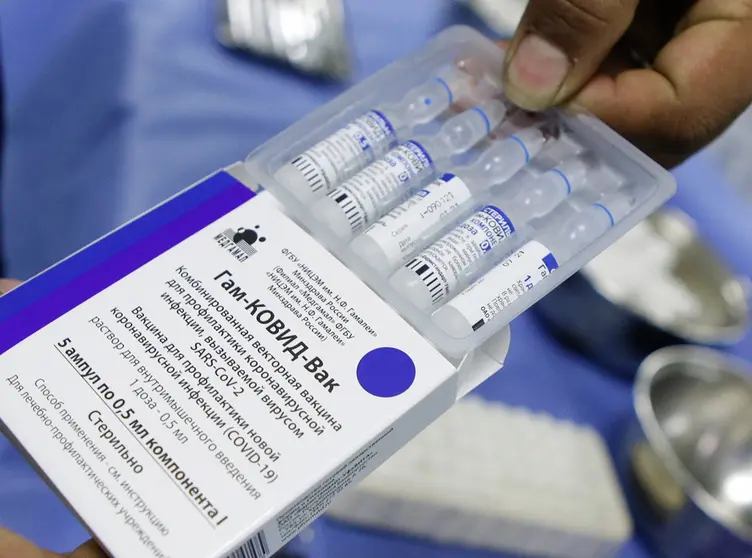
[634,345,752,541]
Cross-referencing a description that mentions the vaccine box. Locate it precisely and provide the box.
[0,26,675,558]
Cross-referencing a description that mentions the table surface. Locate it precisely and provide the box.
[1,1,750,556]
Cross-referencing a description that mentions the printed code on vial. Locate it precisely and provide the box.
[227,532,270,558]
[292,155,326,193]
[332,190,363,231]
[406,258,444,303]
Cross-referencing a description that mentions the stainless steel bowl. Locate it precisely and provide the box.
[533,208,750,379]
[624,346,752,557]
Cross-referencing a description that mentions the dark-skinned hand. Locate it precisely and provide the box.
[501,0,752,167]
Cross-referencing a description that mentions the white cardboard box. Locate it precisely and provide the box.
[0,163,510,558]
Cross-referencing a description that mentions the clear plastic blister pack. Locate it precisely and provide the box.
[245,25,676,360]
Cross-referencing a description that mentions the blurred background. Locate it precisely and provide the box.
[1,1,751,557]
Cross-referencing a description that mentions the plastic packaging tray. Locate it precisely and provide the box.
[245,25,676,359]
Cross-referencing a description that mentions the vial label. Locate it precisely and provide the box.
[446,241,559,331]
[327,141,434,234]
[361,173,473,267]
[404,205,516,306]
[289,110,397,195]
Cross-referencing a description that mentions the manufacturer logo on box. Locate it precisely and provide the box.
[214,226,266,263]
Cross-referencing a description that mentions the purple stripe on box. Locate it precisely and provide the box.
[0,172,242,323]
[0,182,255,356]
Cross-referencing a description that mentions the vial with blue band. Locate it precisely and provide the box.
[388,151,595,310]
[433,188,637,338]
[491,153,595,221]
[276,67,479,204]
[312,99,507,240]
[350,125,553,275]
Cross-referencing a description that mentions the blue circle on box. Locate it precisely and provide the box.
[357,347,416,397]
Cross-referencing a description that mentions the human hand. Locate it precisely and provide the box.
[0,279,20,296]
[501,0,752,167]
[0,527,106,558]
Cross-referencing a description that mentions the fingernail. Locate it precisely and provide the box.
[505,34,571,110]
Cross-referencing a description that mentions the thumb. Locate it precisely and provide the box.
[0,279,21,295]
[503,0,638,110]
